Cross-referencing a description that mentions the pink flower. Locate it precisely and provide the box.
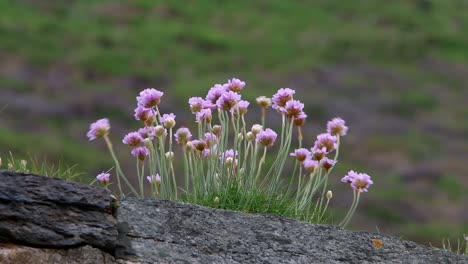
[293,112,307,126]
[188,97,205,113]
[290,148,311,162]
[87,118,110,141]
[131,146,149,161]
[327,117,348,136]
[220,149,238,167]
[196,108,212,123]
[342,171,373,193]
[303,159,319,173]
[123,132,144,147]
[147,174,161,184]
[231,100,249,115]
[134,106,154,122]
[138,126,156,140]
[256,128,277,147]
[160,113,176,128]
[272,88,295,112]
[282,100,304,119]
[206,84,227,105]
[313,133,337,153]
[311,147,327,161]
[320,157,337,172]
[204,132,218,147]
[216,91,241,111]
[224,78,246,93]
[96,172,110,186]
[137,88,164,108]
[174,127,192,145]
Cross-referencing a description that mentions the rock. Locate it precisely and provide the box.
[0,244,116,264]
[0,170,118,253]
[116,198,468,264]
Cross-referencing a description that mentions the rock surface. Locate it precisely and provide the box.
[116,198,468,264]
[0,170,118,253]
[1,171,467,263]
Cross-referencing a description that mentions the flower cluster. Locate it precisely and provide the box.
[87,77,373,229]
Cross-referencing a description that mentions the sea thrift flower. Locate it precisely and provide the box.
[160,113,176,128]
[147,174,161,184]
[131,146,149,161]
[174,127,192,145]
[137,88,164,108]
[196,108,212,123]
[220,149,238,160]
[341,170,359,184]
[256,96,272,108]
[290,148,311,162]
[293,112,307,126]
[303,159,319,173]
[327,117,348,136]
[320,157,337,172]
[224,78,246,93]
[311,147,327,161]
[272,88,295,111]
[188,97,205,113]
[206,84,226,105]
[204,132,218,147]
[349,172,373,193]
[282,100,304,119]
[138,126,156,140]
[202,148,212,158]
[134,106,154,122]
[191,139,207,152]
[123,132,144,147]
[96,172,110,186]
[216,91,241,111]
[155,125,167,137]
[314,133,338,153]
[87,118,110,141]
[231,100,249,115]
[256,128,277,147]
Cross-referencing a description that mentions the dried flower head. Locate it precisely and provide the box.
[256,96,272,108]
[212,125,222,136]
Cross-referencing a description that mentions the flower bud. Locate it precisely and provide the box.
[251,124,263,135]
[246,132,254,141]
[155,125,166,137]
[326,190,333,200]
[238,133,244,141]
[165,151,174,159]
[143,138,153,148]
[214,196,219,205]
[212,125,222,137]
[256,96,272,108]
[185,141,195,152]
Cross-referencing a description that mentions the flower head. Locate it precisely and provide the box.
[341,171,373,193]
[290,148,311,162]
[251,124,263,135]
[320,157,337,172]
[206,84,227,105]
[311,147,327,161]
[204,132,218,147]
[160,113,176,128]
[224,78,246,93]
[123,132,144,147]
[313,133,338,153]
[327,117,348,136]
[216,91,241,111]
[256,128,277,147]
[294,112,307,126]
[303,159,319,173]
[155,125,167,137]
[282,100,304,119]
[191,139,207,152]
[137,88,164,108]
[96,172,110,186]
[131,146,149,161]
[174,127,192,145]
[220,149,238,167]
[147,174,161,185]
[272,88,295,112]
[188,97,205,113]
[231,100,249,115]
[134,106,155,123]
[196,108,212,123]
[138,126,156,140]
[87,118,110,141]
[212,125,222,136]
[256,96,272,108]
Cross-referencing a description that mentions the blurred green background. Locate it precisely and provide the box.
[0,0,467,247]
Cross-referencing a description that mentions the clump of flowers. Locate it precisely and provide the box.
[87,77,373,228]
